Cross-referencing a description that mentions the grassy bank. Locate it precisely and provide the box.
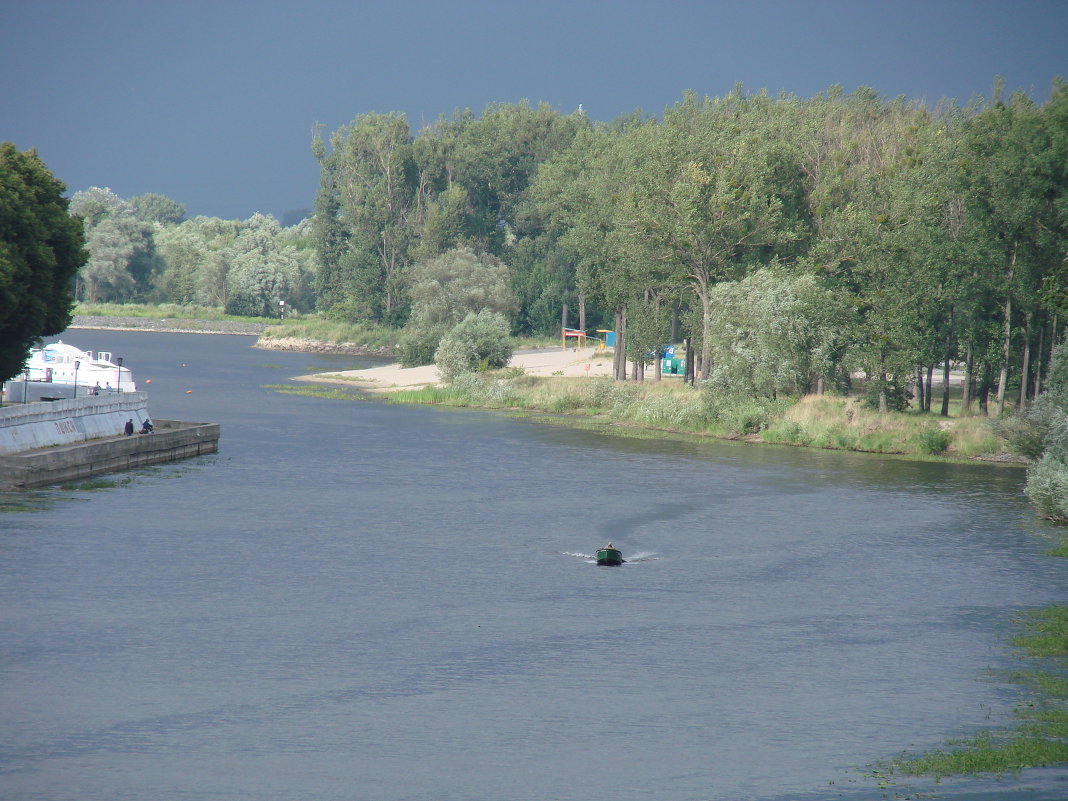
[381,371,1010,461]
[75,302,276,324]
[258,318,403,350]
[259,321,556,351]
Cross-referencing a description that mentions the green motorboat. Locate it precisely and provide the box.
[596,544,624,566]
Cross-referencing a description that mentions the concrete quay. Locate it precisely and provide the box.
[0,394,220,489]
[0,419,220,490]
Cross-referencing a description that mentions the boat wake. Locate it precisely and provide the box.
[563,550,660,564]
[563,551,596,563]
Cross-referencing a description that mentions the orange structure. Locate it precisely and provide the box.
[561,327,588,350]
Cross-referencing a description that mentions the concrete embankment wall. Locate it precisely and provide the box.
[0,420,220,490]
[0,393,150,454]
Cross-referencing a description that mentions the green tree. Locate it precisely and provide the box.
[322,112,417,322]
[154,221,207,304]
[310,123,351,313]
[417,101,588,253]
[407,246,517,328]
[959,84,1056,415]
[532,120,647,378]
[225,214,307,317]
[621,90,802,380]
[0,143,86,383]
[398,246,517,367]
[705,268,852,399]
[129,193,186,224]
[70,187,156,302]
[802,89,948,411]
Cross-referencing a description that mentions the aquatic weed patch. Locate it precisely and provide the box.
[59,476,134,491]
[881,605,1068,783]
[890,731,1068,778]
[0,492,58,512]
[265,383,365,401]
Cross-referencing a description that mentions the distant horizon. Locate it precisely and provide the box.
[4,0,1065,220]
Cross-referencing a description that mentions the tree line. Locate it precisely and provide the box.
[66,187,318,318]
[56,83,1068,417]
[310,85,1067,419]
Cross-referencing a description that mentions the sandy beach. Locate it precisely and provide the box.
[296,346,618,391]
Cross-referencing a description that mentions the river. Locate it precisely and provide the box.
[1,331,1065,801]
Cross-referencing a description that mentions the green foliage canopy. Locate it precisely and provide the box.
[0,143,86,383]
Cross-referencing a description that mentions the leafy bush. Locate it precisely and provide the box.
[700,383,790,435]
[435,310,514,381]
[445,372,522,406]
[917,427,952,455]
[399,324,448,367]
[997,411,1049,459]
[548,393,588,413]
[578,377,630,410]
[1025,456,1068,523]
[1022,339,1068,523]
[762,420,811,446]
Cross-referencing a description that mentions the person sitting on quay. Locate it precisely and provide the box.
[139,418,154,434]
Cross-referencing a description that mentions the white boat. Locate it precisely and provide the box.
[16,341,136,394]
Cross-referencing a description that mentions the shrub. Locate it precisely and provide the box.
[762,420,811,446]
[446,372,522,407]
[700,384,790,435]
[1025,456,1068,523]
[997,408,1052,459]
[399,324,448,367]
[435,310,514,381]
[917,427,952,455]
[578,377,627,410]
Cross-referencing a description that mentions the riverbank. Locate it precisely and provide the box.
[295,355,1018,464]
[72,315,268,335]
[67,318,1018,464]
[295,345,615,389]
[71,316,398,357]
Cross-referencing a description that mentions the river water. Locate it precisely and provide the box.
[1,332,1066,801]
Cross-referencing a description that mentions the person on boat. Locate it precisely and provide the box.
[606,542,614,550]
[139,418,154,434]
[124,419,134,436]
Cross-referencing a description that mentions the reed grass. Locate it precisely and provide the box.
[763,395,1005,457]
[382,375,1012,461]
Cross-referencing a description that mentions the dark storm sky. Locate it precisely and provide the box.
[3,0,1065,221]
